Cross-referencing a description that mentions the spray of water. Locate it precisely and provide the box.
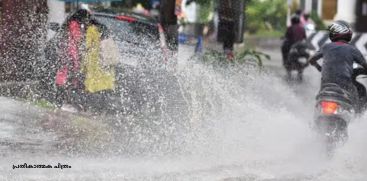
[103,48,367,180]
[169,53,323,179]
[2,43,367,180]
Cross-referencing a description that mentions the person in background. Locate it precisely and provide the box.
[55,8,91,112]
[281,15,307,80]
[218,0,236,60]
[82,21,118,112]
[295,9,306,27]
[303,13,316,33]
[99,29,120,72]
[160,0,180,53]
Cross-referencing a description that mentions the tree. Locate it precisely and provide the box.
[0,0,48,81]
[246,0,287,34]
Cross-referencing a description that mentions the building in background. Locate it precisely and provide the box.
[295,0,366,32]
[300,0,339,22]
[355,0,367,32]
[334,0,357,23]
[299,0,322,18]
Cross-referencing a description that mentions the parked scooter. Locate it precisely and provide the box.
[313,67,367,154]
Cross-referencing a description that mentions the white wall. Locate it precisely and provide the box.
[334,0,356,24]
[317,0,322,18]
[304,0,312,13]
[303,0,322,18]
[301,0,357,25]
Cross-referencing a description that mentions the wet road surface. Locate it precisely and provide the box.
[1,46,367,180]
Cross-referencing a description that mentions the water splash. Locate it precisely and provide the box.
[2,46,367,180]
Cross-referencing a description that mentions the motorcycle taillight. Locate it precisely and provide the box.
[321,101,339,115]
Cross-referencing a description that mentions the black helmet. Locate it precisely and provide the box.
[291,15,300,25]
[327,20,353,42]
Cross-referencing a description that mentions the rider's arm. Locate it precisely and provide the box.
[352,48,367,71]
[308,51,323,72]
[360,62,367,72]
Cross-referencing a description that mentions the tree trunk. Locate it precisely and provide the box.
[0,0,48,81]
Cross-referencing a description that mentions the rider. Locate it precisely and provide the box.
[281,15,307,79]
[308,20,367,109]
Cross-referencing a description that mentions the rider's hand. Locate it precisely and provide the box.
[314,63,322,72]
[309,60,321,71]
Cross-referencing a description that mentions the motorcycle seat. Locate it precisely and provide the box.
[316,83,354,106]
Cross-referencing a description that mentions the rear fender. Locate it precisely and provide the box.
[315,99,355,123]
[314,100,352,138]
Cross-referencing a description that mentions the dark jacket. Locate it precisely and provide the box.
[309,41,367,104]
[159,0,177,25]
[284,24,306,46]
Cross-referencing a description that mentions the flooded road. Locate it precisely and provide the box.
[1,46,367,180]
[0,97,58,158]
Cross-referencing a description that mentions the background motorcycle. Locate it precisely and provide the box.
[285,41,310,82]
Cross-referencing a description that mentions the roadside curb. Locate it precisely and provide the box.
[245,37,283,49]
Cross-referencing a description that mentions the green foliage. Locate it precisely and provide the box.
[310,10,326,30]
[195,0,212,6]
[200,49,227,64]
[253,30,283,38]
[32,99,56,109]
[197,2,214,24]
[246,0,287,34]
[199,49,270,68]
[237,49,271,67]
[184,0,214,24]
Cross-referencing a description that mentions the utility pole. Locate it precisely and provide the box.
[0,0,48,81]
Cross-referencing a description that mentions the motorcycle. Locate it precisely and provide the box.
[284,40,310,82]
[313,68,367,155]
